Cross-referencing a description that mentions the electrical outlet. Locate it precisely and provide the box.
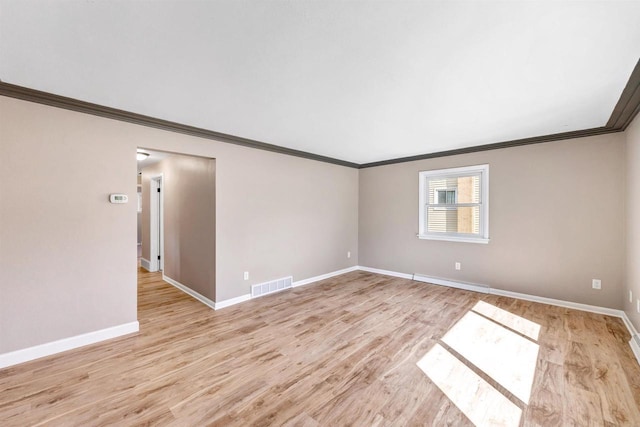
[631,290,634,303]
[347,251,351,259]
[243,271,249,280]
[592,279,601,290]
[455,262,461,271]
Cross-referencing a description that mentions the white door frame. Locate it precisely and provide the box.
[149,173,164,272]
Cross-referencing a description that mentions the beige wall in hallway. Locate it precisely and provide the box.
[0,95,358,354]
[359,133,626,309]
[625,115,640,331]
[141,154,216,301]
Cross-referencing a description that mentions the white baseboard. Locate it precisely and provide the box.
[620,312,640,366]
[293,265,359,287]
[214,294,252,310]
[357,266,413,280]
[489,288,624,318]
[0,321,139,369]
[358,265,625,317]
[414,274,490,294]
[621,312,639,336]
[213,266,360,309]
[163,275,216,310]
[358,266,490,293]
[166,275,254,312]
[630,334,640,365]
[141,258,159,272]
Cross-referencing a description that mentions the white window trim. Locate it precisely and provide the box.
[418,164,489,244]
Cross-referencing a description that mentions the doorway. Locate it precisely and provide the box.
[137,148,169,273]
[148,174,164,272]
[136,149,216,304]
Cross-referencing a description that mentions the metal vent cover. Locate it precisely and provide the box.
[251,276,293,298]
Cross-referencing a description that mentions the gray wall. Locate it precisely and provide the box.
[141,155,216,301]
[210,144,358,300]
[0,97,138,353]
[0,95,359,354]
[359,133,626,309]
[625,115,640,331]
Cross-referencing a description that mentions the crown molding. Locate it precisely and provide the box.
[607,58,640,130]
[358,127,619,168]
[361,58,640,168]
[0,81,359,169]
[2,58,639,169]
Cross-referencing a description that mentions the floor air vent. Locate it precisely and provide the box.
[251,276,293,298]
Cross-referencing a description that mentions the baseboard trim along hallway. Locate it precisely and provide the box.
[163,275,216,310]
[0,321,139,369]
[140,257,152,271]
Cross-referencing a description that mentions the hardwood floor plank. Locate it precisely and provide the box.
[523,359,564,426]
[590,353,640,425]
[564,341,594,392]
[562,387,604,427]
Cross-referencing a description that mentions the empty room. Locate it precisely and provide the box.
[1,1,640,426]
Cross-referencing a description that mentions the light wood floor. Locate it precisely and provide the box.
[1,269,639,426]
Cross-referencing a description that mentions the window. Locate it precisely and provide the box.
[434,189,457,206]
[418,164,489,243]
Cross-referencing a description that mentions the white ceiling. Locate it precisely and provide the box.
[1,1,639,164]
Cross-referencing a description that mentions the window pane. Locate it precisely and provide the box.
[427,206,480,234]
[429,178,455,204]
[446,190,456,204]
[428,175,480,204]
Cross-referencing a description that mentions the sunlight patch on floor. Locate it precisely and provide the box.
[441,311,539,404]
[471,300,540,341]
[417,344,522,427]
[417,302,543,426]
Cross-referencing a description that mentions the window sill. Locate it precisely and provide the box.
[417,234,490,244]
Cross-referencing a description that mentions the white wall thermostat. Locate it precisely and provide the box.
[109,194,129,204]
